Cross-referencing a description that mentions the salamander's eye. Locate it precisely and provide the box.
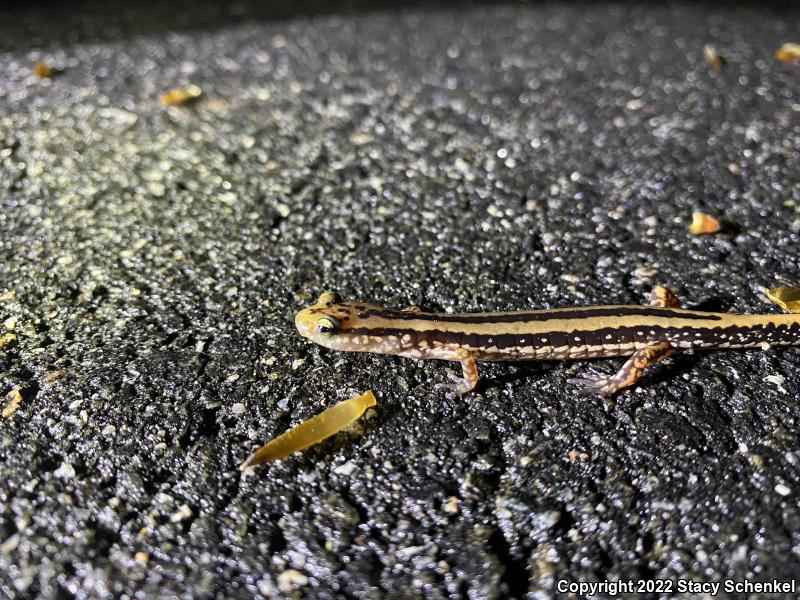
[315,317,339,336]
[317,291,343,305]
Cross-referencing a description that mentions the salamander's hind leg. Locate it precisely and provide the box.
[649,285,682,308]
[568,342,680,397]
[435,355,478,396]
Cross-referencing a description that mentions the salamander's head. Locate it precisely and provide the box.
[295,291,351,343]
[294,291,404,355]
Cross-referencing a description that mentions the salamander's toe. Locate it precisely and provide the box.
[434,372,471,397]
[567,374,616,398]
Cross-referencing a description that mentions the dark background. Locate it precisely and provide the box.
[1,1,799,598]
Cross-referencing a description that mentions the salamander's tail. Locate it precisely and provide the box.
[765,286,800,314]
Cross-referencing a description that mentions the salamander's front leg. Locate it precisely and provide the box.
[435,354,478,396]
[568,341,679,397]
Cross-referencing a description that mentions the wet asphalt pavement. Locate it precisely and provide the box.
[1,1,799,598]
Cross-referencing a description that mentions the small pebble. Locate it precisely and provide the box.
[277,569,308,593]
[775,483,791,496]
[54,462,76,480]
[170,504,193,523]
[443,497,460,515]
[333,461,356,476]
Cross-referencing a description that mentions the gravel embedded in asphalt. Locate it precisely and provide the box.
[1,1,799,597]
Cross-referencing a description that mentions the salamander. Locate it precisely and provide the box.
[294,287,800,396]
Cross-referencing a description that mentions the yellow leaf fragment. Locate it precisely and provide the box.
[765,286,800,314]
[775,43,800,64]
[0,333,17,349]
[34,61,55,78]
[159,84,202,106]
[241,390,377,469]
[2,387,23,418]
[703,44,726,70]
[688,211,721,235]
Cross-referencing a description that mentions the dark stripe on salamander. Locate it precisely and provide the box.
[354,306,722,323]
[346,322,800,352]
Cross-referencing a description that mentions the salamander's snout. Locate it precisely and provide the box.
[294,306,317,339]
